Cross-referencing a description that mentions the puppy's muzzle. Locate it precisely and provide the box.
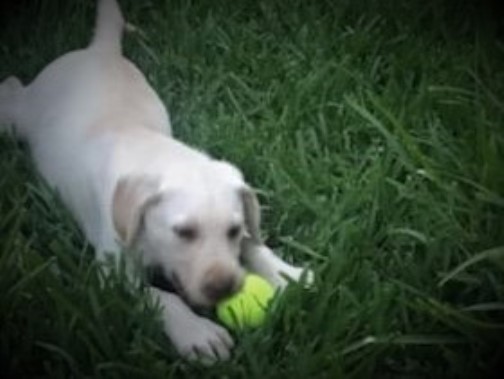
[201,265,242,303]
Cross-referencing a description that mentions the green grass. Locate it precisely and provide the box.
[1,0,504,377]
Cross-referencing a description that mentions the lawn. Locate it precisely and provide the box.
[1,0,503,378]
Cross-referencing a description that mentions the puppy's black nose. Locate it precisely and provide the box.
[203,276,237,302]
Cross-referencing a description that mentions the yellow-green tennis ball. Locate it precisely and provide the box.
[217,274,274,330]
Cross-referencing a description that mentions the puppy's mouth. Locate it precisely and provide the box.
[146,265,182,295]
[169,272,186,298]
[145,266,210,311]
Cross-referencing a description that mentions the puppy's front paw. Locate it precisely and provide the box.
[275,266,314,290]
[168,313,234,365]
[244,244,314,291]
[288,266,314,286]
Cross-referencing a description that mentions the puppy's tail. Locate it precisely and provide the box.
[0,76,24,136]
[89,0,124,55]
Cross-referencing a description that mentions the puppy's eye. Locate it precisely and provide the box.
[174,226,197,241]
[227,225,241,240]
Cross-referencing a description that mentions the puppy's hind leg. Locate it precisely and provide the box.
[0,76,24,135]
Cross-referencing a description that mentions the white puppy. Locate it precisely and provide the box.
[0,0,310,362]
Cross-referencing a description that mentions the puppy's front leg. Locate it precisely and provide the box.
[242,241,312,290]
[148,287,233,364]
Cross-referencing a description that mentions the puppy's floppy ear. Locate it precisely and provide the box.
[112,175,163,247]
[240,186,262,244]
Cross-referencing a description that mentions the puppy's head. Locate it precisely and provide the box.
[112,162,261,308]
